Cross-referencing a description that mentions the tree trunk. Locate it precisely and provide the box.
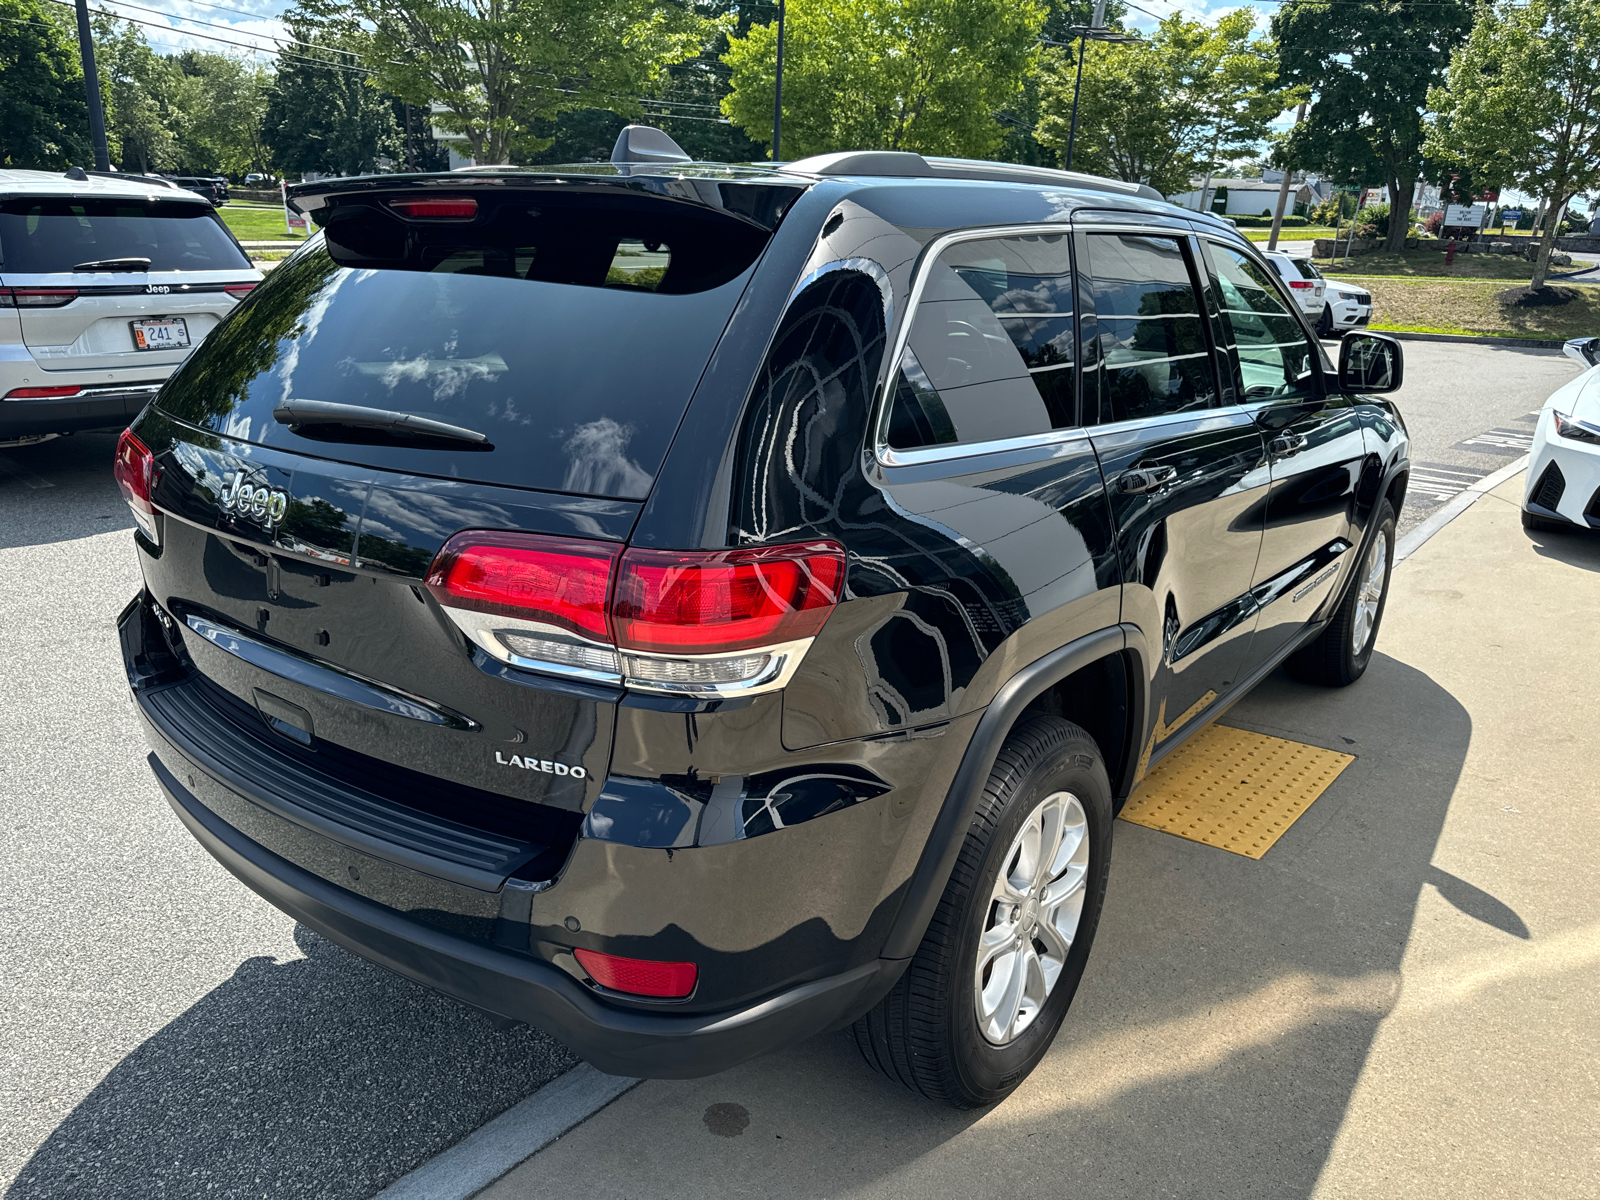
[1388,173,1415,250]
[1529,194,1568,290]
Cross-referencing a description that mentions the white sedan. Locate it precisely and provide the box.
[1523,337,1600,532]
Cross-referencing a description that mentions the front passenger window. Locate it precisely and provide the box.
[1208,243,1318,401]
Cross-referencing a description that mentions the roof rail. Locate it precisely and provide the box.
[780,150,1165,202]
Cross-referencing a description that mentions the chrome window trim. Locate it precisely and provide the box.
[1194,231,1328,354]
[871,222,1079,467]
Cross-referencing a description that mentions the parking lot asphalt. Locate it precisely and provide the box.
[0,339,1588,1199]
[0,433,575,1200]
[478,477,1600,1200]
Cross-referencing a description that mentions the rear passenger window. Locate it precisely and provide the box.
[1084,233,1217,424]
[885,233,1075,451]
[1208,244,1318,401]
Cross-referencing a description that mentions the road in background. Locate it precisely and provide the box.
[0,338,1584,1197]
[0,432,575,1200]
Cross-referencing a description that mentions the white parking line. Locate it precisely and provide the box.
[0,456,56,489]
[1396,455,1529,562]
[1406,465,1485,506]
[1457,429,1535,453]
[373,1065,638,1200]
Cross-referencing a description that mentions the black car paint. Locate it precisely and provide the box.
[120,166,1409,1075]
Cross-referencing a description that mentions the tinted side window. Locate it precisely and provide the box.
[1085,233,1217,423]
[1208,243,1318,401]
[885,233,1075,451]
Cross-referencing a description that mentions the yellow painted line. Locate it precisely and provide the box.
[1118,724,1355,859]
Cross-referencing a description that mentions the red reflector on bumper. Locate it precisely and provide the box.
[4,385,83,399]
[574,948,697,998]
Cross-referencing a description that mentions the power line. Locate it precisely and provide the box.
[93,0,376,60]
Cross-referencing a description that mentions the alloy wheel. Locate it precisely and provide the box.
[973,791,1090,1046]
[1352,532,1389,655]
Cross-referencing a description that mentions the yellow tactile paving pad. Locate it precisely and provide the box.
[1118,724,1355,859]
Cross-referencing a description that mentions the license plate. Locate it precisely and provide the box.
[130,317,190,351]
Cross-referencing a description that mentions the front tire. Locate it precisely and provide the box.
[851,716,1113,1108]
[1316,305,1334,338]
[1287,499,1395,686]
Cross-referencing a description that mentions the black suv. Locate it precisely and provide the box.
[116,128,1408,1108]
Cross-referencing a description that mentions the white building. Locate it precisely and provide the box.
[1167,176,1318,217]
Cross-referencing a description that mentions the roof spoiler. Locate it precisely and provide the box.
[781,150,1166,202]
[611,125,692,166]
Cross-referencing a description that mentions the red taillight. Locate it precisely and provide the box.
[613,543,846,652]
[4,385,83,399]
[0,287,78,307]
[388,196,478,219]
[113,429,159,540]
[574,948,697,999]
[424,532,846,693]
[1288,280,1313,290]
[224,282,257,299]
[425,531,620,641]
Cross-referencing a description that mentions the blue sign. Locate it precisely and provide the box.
[1502,209,1524,222]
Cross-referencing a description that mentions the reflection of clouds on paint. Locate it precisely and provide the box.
[561,418,654,498]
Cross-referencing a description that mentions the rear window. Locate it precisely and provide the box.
[154,188,782,497]
[1293,259,1322,280]
[0,198,250,273]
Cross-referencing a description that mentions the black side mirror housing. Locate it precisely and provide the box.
[1338,332,1404,393]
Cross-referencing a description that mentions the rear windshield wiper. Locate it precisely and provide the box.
[273,399,490,445]
[72,257,152,272]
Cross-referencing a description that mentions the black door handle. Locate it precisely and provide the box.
[1118,465,1178,494]
[1269,432,1308,456]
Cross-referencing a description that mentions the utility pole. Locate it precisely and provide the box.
[74,0,110,171]
[772,0,786,162]
[1267,100,1306,251]
[1062,0,1137,170]
[1195,124,1221,214]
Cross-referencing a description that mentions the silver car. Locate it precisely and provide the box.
[0,168,261,446]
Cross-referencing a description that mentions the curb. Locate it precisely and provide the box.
[1375,331,1567,350]
[374,1065,639,1200]
[1396,455,1528,563]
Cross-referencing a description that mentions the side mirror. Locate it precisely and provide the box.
[1338,332,1404,393]
[1562,336,1600,367]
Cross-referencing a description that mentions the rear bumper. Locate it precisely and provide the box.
[0,383,161,437]
[144,741,903,1077]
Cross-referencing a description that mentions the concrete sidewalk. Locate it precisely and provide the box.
[476,475,1600,1200]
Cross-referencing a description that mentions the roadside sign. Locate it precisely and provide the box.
[282,180,308,237]
[1445,203,1488,227]
[1502,209,1524,222]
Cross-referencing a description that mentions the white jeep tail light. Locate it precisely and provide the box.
[424,532,845,697]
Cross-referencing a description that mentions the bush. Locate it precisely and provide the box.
[1227,214,1310,228]
[1425,212,1444,235]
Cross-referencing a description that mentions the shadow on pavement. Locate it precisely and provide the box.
[0,432,135,551]
[8,926,576,1200]
[481,652,1492,1200]
[1523,522,1600,572]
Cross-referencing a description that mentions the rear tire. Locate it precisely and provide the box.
[851,716,1113,1108]
[1287,500,1395,687]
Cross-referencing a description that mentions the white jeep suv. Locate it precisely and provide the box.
[0,168,261,446]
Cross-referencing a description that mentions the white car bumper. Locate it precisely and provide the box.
[1524,408,1600,528]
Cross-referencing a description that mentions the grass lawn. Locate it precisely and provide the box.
[1241,228,1337,243]
[1310,246,1550,280]
[1360,277,1600,340]
[218,203,307,242]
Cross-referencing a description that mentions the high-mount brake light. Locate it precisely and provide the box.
[573,948,698,999]
[113,429,159,541]
[5,385,83,399]
[224,282,257,299]
[0,287,78,307]
[387,196,479,219]
[423,533,846,697]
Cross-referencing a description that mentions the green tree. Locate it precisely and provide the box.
[720,0,1047,160]
[92,16,177,174]
[1274,0,1471,252]
[293,0,712,164]
[263,25,399,176]
[1427,0,1600,288]
[0,0,89,169]
[1036,10,1284,197]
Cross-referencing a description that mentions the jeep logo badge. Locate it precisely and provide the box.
[219,471,287,529]
[495,751,587,779]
